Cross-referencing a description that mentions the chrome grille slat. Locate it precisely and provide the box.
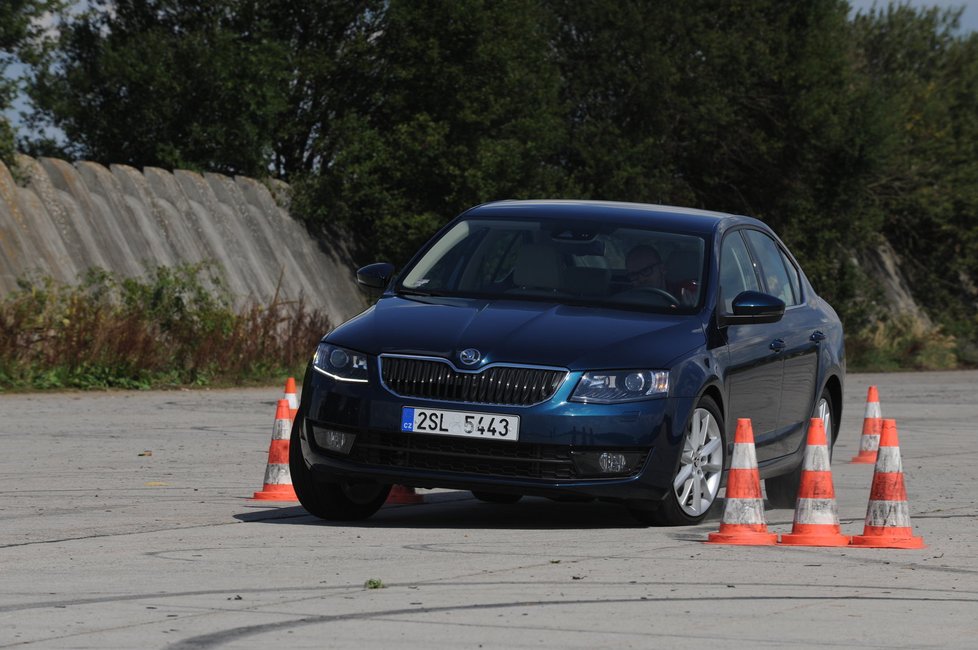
[381,356,565,406]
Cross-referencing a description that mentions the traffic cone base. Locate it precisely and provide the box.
[386,485,424,505]
[253,483,297,501]
[707,419,777,545]
[252,399,299,502]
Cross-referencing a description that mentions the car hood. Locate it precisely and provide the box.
[328,296,705,370]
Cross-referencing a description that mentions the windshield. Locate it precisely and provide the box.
[398,216,707,313]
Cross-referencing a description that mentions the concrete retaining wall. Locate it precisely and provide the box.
[0,155,366,322]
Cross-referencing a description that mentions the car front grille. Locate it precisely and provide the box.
[351,429,575,479]
[380,356,566,406]
[346,430,649,481]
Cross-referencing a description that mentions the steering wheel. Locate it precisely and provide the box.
[616,287,681,308]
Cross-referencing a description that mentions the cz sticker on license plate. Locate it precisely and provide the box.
[401,407,520,442]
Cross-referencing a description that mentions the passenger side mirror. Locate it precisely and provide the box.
[356,262,395,291]
[718,291,785,326]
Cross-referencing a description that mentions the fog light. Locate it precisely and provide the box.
[599,452,627,473]
[311,425,356,454]
[570,451,644,476]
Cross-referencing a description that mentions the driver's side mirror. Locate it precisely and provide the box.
[356,262,395,292]
[718,290,785,326]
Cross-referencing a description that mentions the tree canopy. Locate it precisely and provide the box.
[12,0,978,344]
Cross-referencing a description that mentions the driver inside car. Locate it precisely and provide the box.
[624,244,666,290]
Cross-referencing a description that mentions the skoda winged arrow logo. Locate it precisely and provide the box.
[459,348,482,366]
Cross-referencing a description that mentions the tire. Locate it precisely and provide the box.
[289,412,390,521]
[629,395,725,526]
[471,491,523,504]
[765,387,834,508]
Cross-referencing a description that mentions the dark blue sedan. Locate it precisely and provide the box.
[290,200,845,525]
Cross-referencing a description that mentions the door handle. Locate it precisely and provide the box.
[770,338,786,352]
[810,330,826,343]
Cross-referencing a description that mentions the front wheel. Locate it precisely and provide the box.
[289,412,390,521]
[630,395,725,526]
[765,388,834,508]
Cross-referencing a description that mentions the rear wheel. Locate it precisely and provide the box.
[630,395,725,526]
[765,388,834,508]
[471,491,522,504]
[289,412,390,520]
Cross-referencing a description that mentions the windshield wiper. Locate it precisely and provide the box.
[396,287,443,297]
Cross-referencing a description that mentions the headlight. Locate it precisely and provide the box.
[312,343,370,383]
[570,370,669,403]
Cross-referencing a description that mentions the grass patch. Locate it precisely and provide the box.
[847,314,959,372]
[0,264,329,390]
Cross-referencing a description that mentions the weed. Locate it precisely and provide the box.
[848,314,958,372]
[364,579,385,590]
[0,265,329,391]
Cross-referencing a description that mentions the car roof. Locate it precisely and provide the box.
[464,199,764,235]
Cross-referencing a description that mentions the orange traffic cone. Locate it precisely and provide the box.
[851,386,882,464]
[850,419,926,549]
[779,418,850,547]
[386,485,424,505]
[283,377,299,421]
[252,399,298,501]
[707,419,777,545]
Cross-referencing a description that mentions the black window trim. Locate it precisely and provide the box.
[739,227,806,309]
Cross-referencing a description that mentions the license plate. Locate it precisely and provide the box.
[401,407,520,442]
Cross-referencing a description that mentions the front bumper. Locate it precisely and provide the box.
[297,363,693,504]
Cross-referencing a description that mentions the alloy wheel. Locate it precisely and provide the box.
[674,407,724,517]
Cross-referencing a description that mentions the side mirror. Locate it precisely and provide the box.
[718,290,785,326]
[356,262,395,291]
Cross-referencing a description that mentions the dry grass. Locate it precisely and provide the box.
[0,265,329,390]
[847,314,958,371]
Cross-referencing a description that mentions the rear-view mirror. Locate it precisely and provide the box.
[719,290,785,326]
[356,262,395,291]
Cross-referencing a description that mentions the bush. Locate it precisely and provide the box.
[0,264,329,390]
[847,314,958,372]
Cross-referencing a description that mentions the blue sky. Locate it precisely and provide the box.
[850,0,978,30]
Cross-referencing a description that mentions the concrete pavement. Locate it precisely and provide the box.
[1,372,977,648]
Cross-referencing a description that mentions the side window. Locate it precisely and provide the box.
[719,232,760,312]
[743,230,799,307]
[780,249,802,305]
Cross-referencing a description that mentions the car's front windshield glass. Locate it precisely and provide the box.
[398,216,707,313]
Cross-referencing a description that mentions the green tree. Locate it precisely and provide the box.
[0,0,61,165]
[25,0,289,175]
[851,5,978,337]
[552,0,886,322]
[292,0,568,263]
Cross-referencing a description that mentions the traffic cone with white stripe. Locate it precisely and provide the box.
[707,419,777,545]
[252,399,298,501]
[283,377,299,421]
[779,417,850,546]
[851,386,882,464]
[850,419,926,549]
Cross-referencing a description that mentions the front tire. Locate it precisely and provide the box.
[630,395,725,526]
[289,412,390,521]
[765,388,834,508]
